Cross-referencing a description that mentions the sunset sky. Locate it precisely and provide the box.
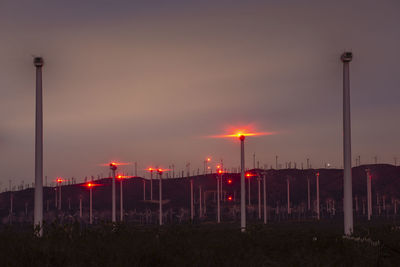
[1,0,399,186]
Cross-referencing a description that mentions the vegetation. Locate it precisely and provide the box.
[1,221,400,266]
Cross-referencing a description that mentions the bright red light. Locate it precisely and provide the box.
[55,178,64,183]
[157,168,170,173]
[228,196,233,201]
[209,131,275,139]
[146,167,155,172]
[218,169,223,174]
[116,175,132,179]
[206,157,211,162]
[228,179,232,184]
[245,173,255,178]
[84,182,100,188]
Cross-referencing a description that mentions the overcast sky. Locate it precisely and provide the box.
[1,0,399,187]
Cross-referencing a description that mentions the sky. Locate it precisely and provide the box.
[1,0,399,187]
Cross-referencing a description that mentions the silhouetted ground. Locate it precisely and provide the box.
[0,220,399,266]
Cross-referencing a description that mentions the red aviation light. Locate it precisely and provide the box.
[55,178,64,184]
[227,179,232,184]
[206,157,211,162]
[228,196,233,201]
[84,182,100,188]
[245,173,255,178]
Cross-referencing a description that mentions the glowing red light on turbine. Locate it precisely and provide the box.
[208,129,276,140]
[218,169,223,174]
[206,158,211,162]
[228,179,232,184]
[116,175,132,179]
[84,182,100,188]
[55,178,64,184]
[245,173,255,178]
[228,196,233,201]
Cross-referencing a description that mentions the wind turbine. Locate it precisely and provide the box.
[33,57,44,236]
[209,128,275,232]
[101,161,130,222]
[341,51,354,235]
[55,178,65,210]
[116,174,134,222]
[157,168,169,225]
[145,167,156,201]
[83,182,100,224]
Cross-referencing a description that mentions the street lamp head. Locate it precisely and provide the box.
[341,52,353,62]
[33,57,44,67]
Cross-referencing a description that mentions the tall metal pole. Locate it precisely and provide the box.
[79,196,82,218]
[58,182,62,210]
[248,175,251,206]
[263,173,267,224]
[366,169,372,220]
[90,187,93,224]
[190,178,194,221]
[307,177,311,211]
[287,177,291,215]
[342,52,354,235]
[217,173,220,223]
[143,179,146,201]
[150,170,153,201]
[240,135,246,232]
[34,57,44,236]
[316,172,320,220]
[199,186,202,218]
[120,178,123,221]
[258,174,261,219]
[159,171,163,225]
[110,165,117,223]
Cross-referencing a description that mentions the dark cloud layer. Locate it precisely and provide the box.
[0,0,399,186]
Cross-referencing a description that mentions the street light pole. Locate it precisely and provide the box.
[34,57,44,236]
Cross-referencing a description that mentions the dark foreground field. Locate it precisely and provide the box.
[1,221,400,266]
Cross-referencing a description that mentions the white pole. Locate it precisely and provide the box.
[190,178,194,221]
[120,178,123,222]
[79,196,82,218]
[366,169,372,220]
[287,177,291,215]
[258,174,261,219]
[248,175,251,206]
[217,174,220,223]
[159,171,163,225]
[199,186,202,218]
[143,179,146,201]
[263,173,267,224]
[90,187,93,224]
[55,188,57,208]
[59,183,62,210]
[316,172,320,220]
[240,135,246,232]
[342,52,354,235]
[307,177,310,211]
[34,57,44,236]
[10,193,13,224]
[112,168,116,222]
[150,171,153,201]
